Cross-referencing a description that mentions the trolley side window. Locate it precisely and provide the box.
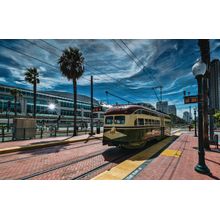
[138,118,144,125]
[134,118,144,126]
[105,116,113,124]
[114,116,125,124]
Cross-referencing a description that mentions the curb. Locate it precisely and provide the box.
[0,135,103,155]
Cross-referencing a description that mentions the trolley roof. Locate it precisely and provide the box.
[105,105,170,118]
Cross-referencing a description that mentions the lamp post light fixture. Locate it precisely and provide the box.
[48,103,56,111]
[192,60,210,174]
[194,107,197,137]
[48,103,61,129]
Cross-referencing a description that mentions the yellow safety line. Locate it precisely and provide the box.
[161,149,182,158]
[92,136,177,180]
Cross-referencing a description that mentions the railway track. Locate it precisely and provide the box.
[18,149,108,180]
[18,148,138,180]
[0,140,102,165]
[3,136,178,180]
[72,151,134,180]
[71,139,165,180]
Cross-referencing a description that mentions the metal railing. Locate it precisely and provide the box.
[0,125,103,142]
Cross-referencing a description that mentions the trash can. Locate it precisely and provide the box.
[96,127,100,134]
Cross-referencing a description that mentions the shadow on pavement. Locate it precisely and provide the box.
[83,135,102,143]
[208,173,220,180]
[17,143,70,155]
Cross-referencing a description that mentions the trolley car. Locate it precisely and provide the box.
[103,105,171,149]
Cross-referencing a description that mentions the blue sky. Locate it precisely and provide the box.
[0,39,220,117]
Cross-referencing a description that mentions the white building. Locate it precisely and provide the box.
[156,101,168,113]
[168,105,177,115]
[183,111,191,123]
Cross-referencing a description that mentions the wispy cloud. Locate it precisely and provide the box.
[0,39,219,117]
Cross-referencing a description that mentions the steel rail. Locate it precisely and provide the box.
[72,151,135,180]
[18,149,108,180]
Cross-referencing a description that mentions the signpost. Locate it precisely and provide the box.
[93,106,103,112]
[184,95,198,104]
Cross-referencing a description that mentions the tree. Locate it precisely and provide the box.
[58,47,84,136]
[10,89,22,117]
[24,67,40,118]
[214,111,220,127]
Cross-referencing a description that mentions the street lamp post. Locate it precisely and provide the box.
[194,107,197,137]
[48,103,60,130]
[6,100,11,132]
[192,60,210,174]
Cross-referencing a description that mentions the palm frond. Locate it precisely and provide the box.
[58,47,84,81]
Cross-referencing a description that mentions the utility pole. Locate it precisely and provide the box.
[152,86,163,102]
[198,39,211,150]
[160,86,162,102]
[7,101,11,132]
[90,75,94,135]
[194,108,197,137]
[189,106,192,123]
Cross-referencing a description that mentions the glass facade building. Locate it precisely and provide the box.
[0,84,105,126]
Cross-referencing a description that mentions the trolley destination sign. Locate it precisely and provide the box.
[184,95,198,104]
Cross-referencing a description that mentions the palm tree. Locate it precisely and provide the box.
[58,47,84,136]
[10,89,22,117]
[24,67,40,118]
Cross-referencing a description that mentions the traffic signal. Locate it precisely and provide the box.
[93,106,102,112]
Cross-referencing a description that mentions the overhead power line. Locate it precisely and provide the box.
[119,39,162,86]
[35,40,143,103]
[1,39,157,104]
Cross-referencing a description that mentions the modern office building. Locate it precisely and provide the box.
[0,84,105,126]
[210,59,220,110]
[168,105,177,116]
[156,101,168,113]
[183,111,190,123]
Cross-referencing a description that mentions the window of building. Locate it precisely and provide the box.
[93,113,98,118]
[84,112,90,118]
[114,116,125,124]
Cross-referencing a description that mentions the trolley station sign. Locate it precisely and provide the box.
[184,95,198,104]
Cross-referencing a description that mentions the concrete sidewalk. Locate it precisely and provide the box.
[0,133,103,154]
[134,132,220,180]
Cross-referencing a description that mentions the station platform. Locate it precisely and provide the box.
[134,133,220,180]
[0,133,103,154]
[93,132,220,180]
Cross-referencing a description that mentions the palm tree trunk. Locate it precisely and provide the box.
[33,81,37,118]
[14,95,17,117]
[73,78,77,136]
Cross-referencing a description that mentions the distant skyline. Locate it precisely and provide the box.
[0,39,220,117]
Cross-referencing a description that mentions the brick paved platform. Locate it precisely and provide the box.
[134,133,220,180]
[0,133,103,154]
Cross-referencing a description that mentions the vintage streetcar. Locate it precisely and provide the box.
[103,105,171,149]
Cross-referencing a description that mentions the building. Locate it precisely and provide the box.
[156,101,168,113]
[210,59,220,110]
[168,105,177,116]
[183,111,190,123]
[0,84,105,126]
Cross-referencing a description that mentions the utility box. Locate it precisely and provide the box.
[13,118,36,140]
